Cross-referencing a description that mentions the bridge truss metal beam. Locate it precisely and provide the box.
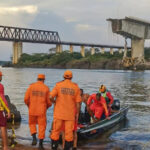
[0,25,61,44]
[0,25,130,49]
[60,41,130,49]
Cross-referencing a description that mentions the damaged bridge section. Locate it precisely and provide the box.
[107,17,150,67]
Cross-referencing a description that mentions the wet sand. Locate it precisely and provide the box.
[2,143,56,150]
[10,144,51,150]
[0,139,52,150]
[12,143,125,150]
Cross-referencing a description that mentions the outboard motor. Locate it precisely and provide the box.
[78,108,91,124]
[111,99,120,111]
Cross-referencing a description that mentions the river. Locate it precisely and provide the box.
[1,67,150,150]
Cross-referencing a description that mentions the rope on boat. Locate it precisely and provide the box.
[9,113,17,148]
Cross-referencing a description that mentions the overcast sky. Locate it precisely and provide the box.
[0,0,150,60]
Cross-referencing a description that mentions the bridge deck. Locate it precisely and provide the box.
[0,25,130,49]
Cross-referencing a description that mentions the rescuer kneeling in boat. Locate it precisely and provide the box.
[99,85,114,108]
[50,70,81,150]
[87,93,109,123]
[24,74,51,150]
[99,85,114,114]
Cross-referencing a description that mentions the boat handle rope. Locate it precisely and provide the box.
[9,113,17,148]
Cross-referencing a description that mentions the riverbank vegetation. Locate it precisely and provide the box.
[16,49,125,69]
[3,48,150,69]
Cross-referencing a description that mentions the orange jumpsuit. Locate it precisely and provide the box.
[101,90,114,106]
[87,93,109,119]
[50,79,81,142]
[106,91,114,105]
[24,81,51,139]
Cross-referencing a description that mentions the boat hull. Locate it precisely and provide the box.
[77,106,129,139]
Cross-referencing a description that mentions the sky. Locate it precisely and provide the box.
[0,0,150,61]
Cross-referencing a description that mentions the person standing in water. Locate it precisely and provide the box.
[50,70,81,150]
[24,74,51,150]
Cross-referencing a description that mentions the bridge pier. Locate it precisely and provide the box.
[56,44,62,53]
[100,48,105,54]
[110,48,114,55]
[81,46,85,57]
[118,48,123,54]
[69,45,73,53]
[131,39,145,61]
[12,42,23,64]
[91,47,95,55]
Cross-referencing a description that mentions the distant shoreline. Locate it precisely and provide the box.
[3,59,150,71]
[2,50,150,70]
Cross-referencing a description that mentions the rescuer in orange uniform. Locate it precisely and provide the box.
[87,93,109,122]
[24,74,51,150]
[99,85,114,107]
[50,70,81,150]
[0,71,11,150]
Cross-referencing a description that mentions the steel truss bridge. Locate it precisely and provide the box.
[0,25,61,44]
[0,25,131,64]
[0,25,128,49]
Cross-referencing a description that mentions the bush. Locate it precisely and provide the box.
[18,50,125,66]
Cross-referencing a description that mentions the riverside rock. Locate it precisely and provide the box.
[5,95,21,122]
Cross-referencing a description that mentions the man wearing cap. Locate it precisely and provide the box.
[99,85,114,108]
[50,70,82,150]
[0,71,11,150]
[24,74,51,150]
[99,85,114,115]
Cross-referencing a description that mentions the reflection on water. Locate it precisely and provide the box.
[1,68,150,149]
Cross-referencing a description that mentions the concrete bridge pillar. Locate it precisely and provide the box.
[81,46,85,57]
[59,45,62,53]
[56,44,62,53]
[69,45,73,53]
[91,47,95,55]
[110,48,114,55]
[123,40,128,58]
[100,48,105,54]
[12,42,23,64]
[118,49,123,54]
[131,39,145,61]
[56,45,59,53]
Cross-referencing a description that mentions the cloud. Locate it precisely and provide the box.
[76,24,100,31]
[0,5,38,15]
[0,0,150,60]
[0,5,38,27]
[65,18,77,23]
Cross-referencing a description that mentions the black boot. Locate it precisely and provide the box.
[39,139,45,150]
[64,141,73,150]
[51,140,59,150]
[32,133,37,145]
[73,147,77,150]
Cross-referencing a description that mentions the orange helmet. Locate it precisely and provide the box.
[63,70,72,79]
[0,71,3,76]
[37,74,45,80]
[99,85,106,93]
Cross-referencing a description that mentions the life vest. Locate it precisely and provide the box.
[0,96,10,113]
[100,90,110,105]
